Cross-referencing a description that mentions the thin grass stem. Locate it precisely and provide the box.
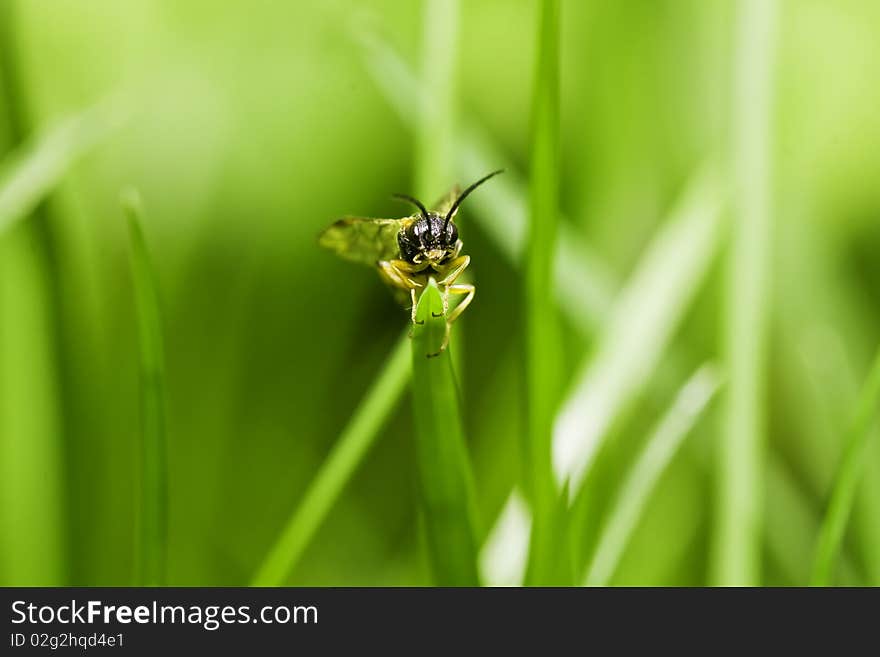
[122,189,168,587]
[410,280,480,585]
[811,345,880,586]
[414,0,458,200]
[251,332,410,586]
[713,0,778,586]
[585,366,720,586]
[523,0,565,586]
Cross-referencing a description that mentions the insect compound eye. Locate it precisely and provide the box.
[447,222,458,243]
[403,222,418,244]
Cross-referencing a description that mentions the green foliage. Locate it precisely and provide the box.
[811,346,880,586]
[523,0,566,587]
[713,0,779,586]
[555,168,725,495]
[252,333,410,586]
[0,228,64,585]
[2,0,880,587]
[122,190,168,586]
[585,367,720,585]
[0,100,126,237]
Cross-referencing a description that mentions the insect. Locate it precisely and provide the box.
[319,169,503,355]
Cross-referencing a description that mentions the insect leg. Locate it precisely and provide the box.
[410,289,421,324]
[437,255,470,286]
[434,255,470,318]
[425,284,476,358]
[378,260,424,324]
[377,260,402,286]
[392,260,427,324]
[445,284,475,325]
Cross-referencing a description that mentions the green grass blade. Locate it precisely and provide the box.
[457,139,615,332]
[414,0,458,199]
[523,0,565,586]
[411,280,480,586]
[121,189,168,586]
[477,167,724,587]
[251,332,410,586]
[480,488,531,586]
[0,234,65,585]
[0,14,128,586]
[0,23,67,585]
[766,456,859,585]
[0,97,128,237]
[713,0,779,586]
[810,345,880,586]
[585,366,721,586]
[554,168,725,493]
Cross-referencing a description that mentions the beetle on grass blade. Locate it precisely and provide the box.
[319,169,502,357]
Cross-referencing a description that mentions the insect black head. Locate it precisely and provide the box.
[398,213,458,264]
[393,170,502,265]
[443,169,504,233]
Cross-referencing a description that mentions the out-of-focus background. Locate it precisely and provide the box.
[1,0,879,586]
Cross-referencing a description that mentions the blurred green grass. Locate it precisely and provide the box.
[410,280,480,586]
[1,0,880,586]
[523,0,566,586]
[122,189,169,586]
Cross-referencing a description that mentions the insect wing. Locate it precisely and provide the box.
[318,216,410,265]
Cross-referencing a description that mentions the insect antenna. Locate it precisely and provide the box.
[443,169,504,232]
[392,193,430,222]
